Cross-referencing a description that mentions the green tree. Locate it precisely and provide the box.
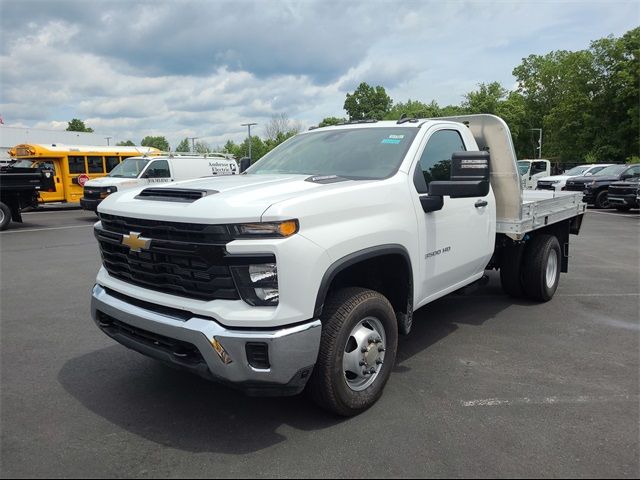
[385,99,442,120]
[66,118,94,132]
[343,82,392,120]
[175,138,190,152]
[140,136,169,151]
[116,140,136,146]
[318,116,346,127]
[194,141,211,154]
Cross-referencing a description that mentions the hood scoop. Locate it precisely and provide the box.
[135,187,219,203]
[305,175,349,184]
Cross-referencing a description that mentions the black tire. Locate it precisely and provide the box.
[594,190,610,209]
[0,202,11,231]
[522,234,561,302]
[307,287,398,416]
[500,244,525,298]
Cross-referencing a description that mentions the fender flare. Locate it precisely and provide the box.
[313,244,413,318]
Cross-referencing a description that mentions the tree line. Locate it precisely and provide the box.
[67,27,638,164]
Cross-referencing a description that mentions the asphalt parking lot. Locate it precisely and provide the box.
[0,208,638,478]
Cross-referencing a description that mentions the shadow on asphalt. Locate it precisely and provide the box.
[57,274,523,454]
[395,272,526,370]
[58,345,343,454]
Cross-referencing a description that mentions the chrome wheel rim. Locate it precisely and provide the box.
[0,208,4,226]
[546,250,559,289]
[342,316,387,392]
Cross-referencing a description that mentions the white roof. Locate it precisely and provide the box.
[28,144,157,154]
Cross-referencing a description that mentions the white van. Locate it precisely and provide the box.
[80,153,238,211]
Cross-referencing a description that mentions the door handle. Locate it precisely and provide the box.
[475,200,488,208]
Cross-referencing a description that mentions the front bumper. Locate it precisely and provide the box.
[608,194,639,208]
[80,197,102,211]
[91,284,322,396]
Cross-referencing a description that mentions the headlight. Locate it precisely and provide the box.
[100,187,118,198]
[551,180,560,184]
[230,220,298,238]
[231,262,279,306]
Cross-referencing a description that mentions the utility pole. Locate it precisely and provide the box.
[105,136,112,146]
[530,128,542,158]
[188,136,199,153]
[241,123,258,161]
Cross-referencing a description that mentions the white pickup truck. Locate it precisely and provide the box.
[91,115,586,416]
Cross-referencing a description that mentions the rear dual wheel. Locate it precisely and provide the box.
[0,202,11,231]
[500,234,561,302]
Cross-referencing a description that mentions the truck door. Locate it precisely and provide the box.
[35,158,65,202]
[412,128,495,301]
[529,161,549,188]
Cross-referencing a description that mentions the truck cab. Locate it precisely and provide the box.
[517,159,551,189]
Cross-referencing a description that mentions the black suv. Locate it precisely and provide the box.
[608,176,640,211]
[564,164,640,209]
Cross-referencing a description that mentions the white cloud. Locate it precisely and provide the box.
[0,0,638,148]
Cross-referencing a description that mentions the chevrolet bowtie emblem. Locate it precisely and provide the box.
[121,232,151,252]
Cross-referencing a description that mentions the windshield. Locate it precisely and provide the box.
[11,160,34,168]
[108,158,150,178]
[563,166,590,176]
[594,165,627,176]
[246,127,419,179]
[517,161,531,175]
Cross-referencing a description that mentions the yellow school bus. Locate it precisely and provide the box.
[8,144,161,203]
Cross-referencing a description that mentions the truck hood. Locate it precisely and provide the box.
[97,173,358,223]
[85,177,141,188]
[538,175,575,182]
[566,175,620,185]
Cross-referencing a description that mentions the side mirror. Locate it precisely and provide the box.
[429,151,491,198]
[239,157,251,173]
[418,151,491,213]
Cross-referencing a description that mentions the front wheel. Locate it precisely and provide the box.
[594,190,610,209]
[307,287,398,416]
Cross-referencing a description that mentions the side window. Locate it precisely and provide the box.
[87,156,104,173]
[590,166,605,175]
[416,129,466,190]
[105,156,120,172]
[145,160,171,178]
[68,156,86,174]
[626,165,640,177]
[532,161,547,174]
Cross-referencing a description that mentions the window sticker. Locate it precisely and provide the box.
[389,134,405,139]
[381,138,402,145]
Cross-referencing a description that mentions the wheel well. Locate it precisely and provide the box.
[316,252,412,319]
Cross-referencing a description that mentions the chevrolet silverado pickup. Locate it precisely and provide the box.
[91,115,586,416]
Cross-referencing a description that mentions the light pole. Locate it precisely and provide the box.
[241,122,257,161]
[105,136,112,146]
[530,128,542,159]
[188,137,199,153]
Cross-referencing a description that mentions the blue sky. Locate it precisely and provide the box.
[0,0,638,148]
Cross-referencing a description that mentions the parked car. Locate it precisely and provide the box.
[536,164,612,192]
[89,114,587,416]
[608,176,640,211]
[564,164,640,208]
[517,159,551,189]
[80,153,239,212]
